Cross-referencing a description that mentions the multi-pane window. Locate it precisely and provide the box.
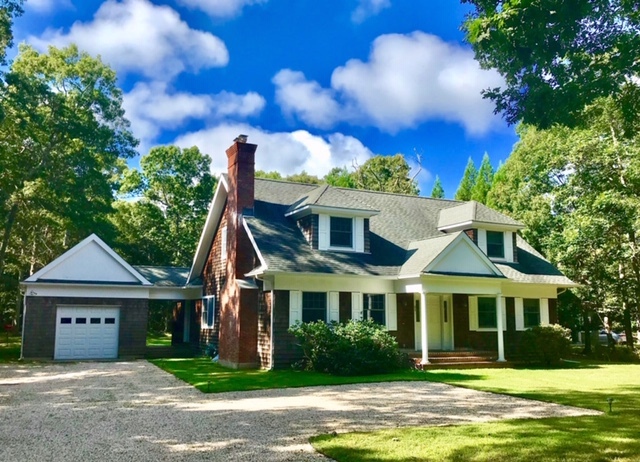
[302,292,327,323]
[201,296,215,329]
[330,217,353,248]
[477,297,497,328]
[363,294,385,325]
[523,298,541,328]
[486,231,504,258]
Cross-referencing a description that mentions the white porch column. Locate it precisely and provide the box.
[496,294,506,362]
[420,292,429,365]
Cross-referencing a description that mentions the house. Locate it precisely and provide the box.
[20,138,576,366]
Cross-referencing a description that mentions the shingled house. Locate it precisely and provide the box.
[21,138,575,366]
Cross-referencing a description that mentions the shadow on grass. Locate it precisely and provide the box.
[312,411,640,462]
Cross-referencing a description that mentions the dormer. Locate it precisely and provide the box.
[285,185,379,253]
[437,201,524,263]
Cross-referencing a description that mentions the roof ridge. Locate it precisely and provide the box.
[254,177,321,187]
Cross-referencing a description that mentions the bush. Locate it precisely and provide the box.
[519,324,571,366]
[289,319,407,376]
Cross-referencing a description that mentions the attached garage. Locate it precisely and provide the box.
[54,307,120,360]
[20,234,201,361]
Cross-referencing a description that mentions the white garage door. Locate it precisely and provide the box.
[54,307,120,360]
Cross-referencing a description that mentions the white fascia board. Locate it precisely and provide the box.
[438,220,524,233]
[24,234,152,286]
[425,232,504,277]
[285,205,379,219]
[187,176,229,284]
[242,217,268,275]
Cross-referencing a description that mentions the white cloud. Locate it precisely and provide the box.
[177,0,267,18]
[173,123,373,178]
[26,0,73,13]
[272,69,341,129]
[351,0,391,23]
[273,32,504,136]
[28,0,228,80]
[123,82,265,152]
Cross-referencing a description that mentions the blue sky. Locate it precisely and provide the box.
[14,0,519,197]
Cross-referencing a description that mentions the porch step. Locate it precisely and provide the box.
[145,345,197,359]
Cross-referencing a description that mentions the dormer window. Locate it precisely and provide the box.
[330,217,353,248]
[486,231,504,258]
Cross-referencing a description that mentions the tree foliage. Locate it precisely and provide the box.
[463,0,640,132]
[488,99,640,347]
[471,153,494,203]
[430,175,445,199]
[0,1,23,69]
[455,157,477,201]
[352,154,419,195]
[0,44,137,323]
[113,146,216,266]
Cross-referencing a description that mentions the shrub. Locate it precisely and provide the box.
[289,319,407,376]
[519,324,571,366]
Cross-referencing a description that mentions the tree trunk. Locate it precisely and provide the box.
[624,303,634,348]
[582,309,592,354]
[0,203,18,275]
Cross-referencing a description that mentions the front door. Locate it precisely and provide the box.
[415,294,453,351]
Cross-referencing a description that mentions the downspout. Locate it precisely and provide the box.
[270,289,275,371]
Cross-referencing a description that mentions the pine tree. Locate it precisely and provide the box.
[454,157,477,201]
[430,175,445,199]
[471,152,494,204]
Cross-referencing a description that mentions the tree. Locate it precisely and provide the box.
[463,0,640,132]
[352,154,419,195]
[455,158,477,201]
[324,167,356,188]
[0,44,137,323]
[430,176,445,199]
[115,146,216,266]
[255,170,283,180]
[487,99,640,348]
[285,171,321,185]
[471,153,494,204]
[0,1,23,68]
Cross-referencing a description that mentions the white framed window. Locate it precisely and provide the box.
[486,231,504,258]
[201,296,215,329]
[302,292,327,323]
[523,298,541,328]
[221,226,227,261]
[363,293,385,325]
[330,216,353,248]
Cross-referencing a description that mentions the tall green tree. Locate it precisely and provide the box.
[115,146,216,266]
[430,176,445,199]
[324,166,356,188]
[285,171,321,185]
[455,158,477,201]
[352,154,419,195]
[0,1,23,68]
[471,153,494,204]
[463,0,640,132]
[488,100,640,348]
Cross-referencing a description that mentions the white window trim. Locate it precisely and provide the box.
[472,295,506,332]
[201,295,215,329]
[328,216,355,251]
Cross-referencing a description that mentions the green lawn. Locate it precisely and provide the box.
[150,357,432,393]
[146,331,172,346]
[312,364,640,462]
[0,333,21,362]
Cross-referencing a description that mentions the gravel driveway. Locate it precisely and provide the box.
[0,361,599,461]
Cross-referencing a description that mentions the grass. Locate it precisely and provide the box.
[149,357,432,393]
[0,333,21,362]
[146,331,172,346]
[312,364,640,462]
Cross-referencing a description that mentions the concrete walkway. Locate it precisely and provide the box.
[0,361,599,461]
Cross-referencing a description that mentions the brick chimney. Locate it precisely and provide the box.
[226,138,257,279]
[219,136,259,369]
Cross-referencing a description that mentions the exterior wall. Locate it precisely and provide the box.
[549,298,558,324]
[22,296,148,359]
[199,203,228,352]
[272,290,303,368]
[393,293,415,349]
[257,290,272,368]
[512,232,518,263]
[297,214,319,249]
[364,218,371,253]
[464,228,477,244]
[339,291,351,323]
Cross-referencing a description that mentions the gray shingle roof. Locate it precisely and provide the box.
[133,266,195,287]
[438,200,523,229]
[248,178,571,284]
[287,184,379,214]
